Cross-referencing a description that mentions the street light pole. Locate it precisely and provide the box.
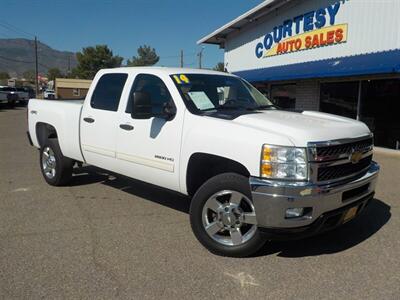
[180,49,184,68]
[198,47,204,69]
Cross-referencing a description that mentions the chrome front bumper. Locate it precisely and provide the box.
[250,161,379,229]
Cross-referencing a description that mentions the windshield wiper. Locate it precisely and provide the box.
[202,105,256,112]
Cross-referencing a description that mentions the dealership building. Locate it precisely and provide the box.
[199,0,400,150]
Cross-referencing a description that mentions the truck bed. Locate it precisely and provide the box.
[28,99,85,162]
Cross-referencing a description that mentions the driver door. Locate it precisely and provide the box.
[116,73,184,191]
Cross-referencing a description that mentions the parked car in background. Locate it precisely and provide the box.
[24,86,36,99]
[43,89,55,99]
[0,86,19,107]
[15,87,29,105]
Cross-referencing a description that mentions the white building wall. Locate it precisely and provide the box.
[225,0,400,72]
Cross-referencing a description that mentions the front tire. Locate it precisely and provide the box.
[190,173,266,257]
[40,139,73,186]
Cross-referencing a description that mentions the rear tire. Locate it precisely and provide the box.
[40,138,73,186]
[190,173,266,257]
[7,100,15,108]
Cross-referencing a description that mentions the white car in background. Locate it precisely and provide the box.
[43,89,55,99]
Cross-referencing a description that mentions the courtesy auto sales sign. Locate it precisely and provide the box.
[255,1,348,58]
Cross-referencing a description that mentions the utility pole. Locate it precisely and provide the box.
[34,36,39,96]
[180,50,184,68]
[198,47,204,69]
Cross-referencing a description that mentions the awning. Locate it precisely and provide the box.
[234,49,400,82]
[197,0,289,47]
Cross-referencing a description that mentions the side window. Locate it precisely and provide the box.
[126,74,172,114]
[91,73,128,111]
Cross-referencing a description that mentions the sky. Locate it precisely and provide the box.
[1,0,263,69]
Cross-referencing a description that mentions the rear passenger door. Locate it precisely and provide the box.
[80,72,128,171]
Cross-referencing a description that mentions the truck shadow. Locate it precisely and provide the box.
[71,166,191,213]
[71,166,391,257]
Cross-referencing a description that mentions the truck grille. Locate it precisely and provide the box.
[315,137,373,161]
[317,155,372,182]
[309,136,373,183]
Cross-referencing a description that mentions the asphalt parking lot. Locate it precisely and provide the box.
[0,107,399,299]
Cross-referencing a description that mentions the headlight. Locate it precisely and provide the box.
[261,145,308,180]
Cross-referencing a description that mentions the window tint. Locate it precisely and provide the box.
[126,74,172,114]
[91,73,128,111]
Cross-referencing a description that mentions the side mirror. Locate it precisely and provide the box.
[131,91,152,119]
[162,101,176,121]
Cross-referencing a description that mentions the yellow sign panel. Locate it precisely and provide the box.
[264,24,348,57]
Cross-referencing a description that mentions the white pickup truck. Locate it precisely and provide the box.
[27,67,379,257]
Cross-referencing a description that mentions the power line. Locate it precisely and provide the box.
[0,20,34,38]
[0,54,51,71]
[0,30,14,39]
[0,55,34,64]
[158,52,196,59]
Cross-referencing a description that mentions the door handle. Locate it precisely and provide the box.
[83,117,95,123]
[119,124,134,131]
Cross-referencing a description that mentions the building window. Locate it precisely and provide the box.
[320,81,358,119]
[270,84,296,109]
[360,79,400,150]
[73,88,80,97]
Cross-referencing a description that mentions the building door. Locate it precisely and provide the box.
[320,81,358,119]
[360,79,400,150]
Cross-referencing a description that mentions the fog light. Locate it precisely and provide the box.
[285,208,305,219]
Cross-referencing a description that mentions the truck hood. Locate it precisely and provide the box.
[233,110,370,147]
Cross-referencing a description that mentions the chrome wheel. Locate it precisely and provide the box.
[202,190,257,246]
[41,146,56,179]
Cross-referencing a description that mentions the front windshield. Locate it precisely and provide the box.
[171,74,275,113]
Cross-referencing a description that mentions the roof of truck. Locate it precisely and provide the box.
[97,66,233,76]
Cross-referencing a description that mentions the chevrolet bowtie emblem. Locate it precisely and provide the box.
[350,150,363,164]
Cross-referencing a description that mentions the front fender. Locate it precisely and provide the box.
[179,113,292,194]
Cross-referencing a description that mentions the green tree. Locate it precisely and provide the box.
[127,45,159,66]
[213,62,225,72]
[0,71,10,80]
[47,68,63,81]
[73,45,123,79]
[23,70,36,82]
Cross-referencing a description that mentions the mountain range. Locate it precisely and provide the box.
[0,38,77,77]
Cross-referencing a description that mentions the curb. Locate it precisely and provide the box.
[374,147,400,158]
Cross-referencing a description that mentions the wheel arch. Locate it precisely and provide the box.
[35,122,58,148]
[186,152,250,197]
